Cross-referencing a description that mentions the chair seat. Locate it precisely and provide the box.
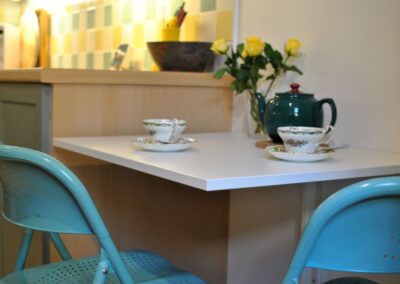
[324,277,378,284]
[0,250,205,284]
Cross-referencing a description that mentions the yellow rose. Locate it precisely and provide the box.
[241,49,248,59]
[244,36,265,57]
[285,38,301,56]
[211,38,229,55]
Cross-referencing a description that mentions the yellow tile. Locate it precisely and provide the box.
[78,31,87,53]
[217,10,233,40]
[64,34,72,53]
[66,5,74,13]
[95,30,103,51]
[133,24,144,48]
[181,15,199,41]
[199,12,217,41]
[155,21,163,41]
[78,2,88,10]
[103,27,113,50]
[113,26,122,49]
[51,36,58,54]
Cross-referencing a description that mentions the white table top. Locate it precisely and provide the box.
[53,132,400,191]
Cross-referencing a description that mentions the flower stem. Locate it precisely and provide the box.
[249,92,265,134]
[264,55,291,99]
[264,77,276,99]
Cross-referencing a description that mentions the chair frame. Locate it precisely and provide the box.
[283,176,400,284]
[0,145,134,284]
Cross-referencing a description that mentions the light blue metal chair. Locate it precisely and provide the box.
[283,176,400,284]
[0,145,205,284]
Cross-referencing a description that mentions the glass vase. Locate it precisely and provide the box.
[246,91,267,139]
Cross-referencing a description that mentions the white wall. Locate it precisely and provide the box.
[235,0,400,151]
[227,1,400,283]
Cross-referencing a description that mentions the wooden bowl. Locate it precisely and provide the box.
[147,41,215,72]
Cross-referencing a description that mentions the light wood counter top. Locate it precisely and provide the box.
[0,68,232,87]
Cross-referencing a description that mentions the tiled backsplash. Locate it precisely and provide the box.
[50,0,233,70]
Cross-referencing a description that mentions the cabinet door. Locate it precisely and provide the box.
[0,83,51,276]
[0,83,51,152]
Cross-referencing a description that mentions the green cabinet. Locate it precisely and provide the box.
[0,83,51,152]
[0,83,52,276]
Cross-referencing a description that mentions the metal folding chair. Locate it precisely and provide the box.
[0,145,205,284]
[283,176,400,284]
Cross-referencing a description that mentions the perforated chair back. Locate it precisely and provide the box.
[0,145,133,283]
[283,176,400,284]
[0,151,92,234]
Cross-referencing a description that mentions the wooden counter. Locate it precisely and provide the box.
[0,68,233,283]
[0,68,231,87]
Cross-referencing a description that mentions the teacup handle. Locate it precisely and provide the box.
[320,125,334,145]
[169,118,179,143]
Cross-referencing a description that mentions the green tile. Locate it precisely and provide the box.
[146,0,157,20]
[170,0,184,17]
[104,5,112,26]
[72,13,79,31]
[58,56,63,68]
[123,1,132,24]
[86,53,94,69]
[201,0,216,12]
[72,54,78,68]
[87,9,95,29]
[59,16,64,33]
[103,52,112,69]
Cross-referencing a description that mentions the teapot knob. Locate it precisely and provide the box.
[290,83,300,93]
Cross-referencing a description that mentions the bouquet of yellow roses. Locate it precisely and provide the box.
[211,36,302,135]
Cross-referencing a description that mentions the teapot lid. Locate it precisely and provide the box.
[277,83,313,96]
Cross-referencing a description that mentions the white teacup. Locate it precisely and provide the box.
[278,126,334,154]
[143,118,186,143]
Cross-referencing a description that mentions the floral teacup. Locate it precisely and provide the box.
[277,126,334,154]
[143,118,186,143]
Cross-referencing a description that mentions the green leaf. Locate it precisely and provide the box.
[286,65,303,75]
[232,80,247,93]
[264,44,274,57]
[250,67,258,79]
[270,51,283,65]
[236,68,249,80]
[236,44,244,55]
[213,68,228,79]
[255,56,268,68]
[265,74,275,81]
[274,50,283,62]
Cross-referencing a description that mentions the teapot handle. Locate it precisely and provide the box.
[316,98,337,126]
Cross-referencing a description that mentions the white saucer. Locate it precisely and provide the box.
[132,137,196,152]
[266,145,332,162]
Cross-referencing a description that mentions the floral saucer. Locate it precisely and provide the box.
[266,145,333,162]
[132,137,196,152]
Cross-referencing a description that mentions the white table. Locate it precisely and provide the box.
[53,132,400,283]
[53,132,400,191]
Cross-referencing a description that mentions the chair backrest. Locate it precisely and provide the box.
[283,176,400,284]
[0,145,133,283]
[0,145,96,234]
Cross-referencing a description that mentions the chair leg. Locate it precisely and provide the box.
[93,249,111,284]
[48,232,72,260]
[14,229,33,271]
